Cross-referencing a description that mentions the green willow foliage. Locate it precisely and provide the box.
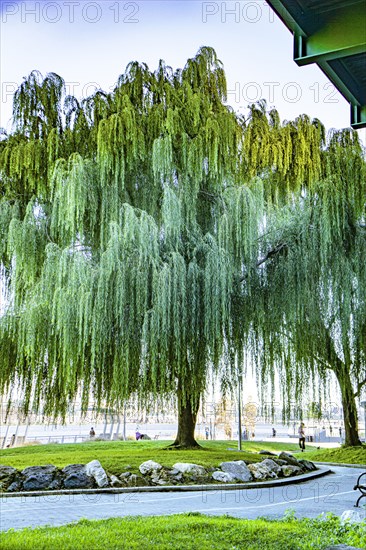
[250,130,366,444]
[0,47,365,430]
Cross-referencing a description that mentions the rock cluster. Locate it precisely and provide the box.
[213,453,316,483]
[0,460,107,492]
[117,453,315,487]
[219,460,252,482]
[117,461,207,487]
[0,452,316,492]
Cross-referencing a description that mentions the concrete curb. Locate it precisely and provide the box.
[0,466,332,499]
[312,461,366,469]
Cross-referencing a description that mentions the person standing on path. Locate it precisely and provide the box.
[298,422,306,451]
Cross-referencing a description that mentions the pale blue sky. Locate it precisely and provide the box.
[1,1,365,140]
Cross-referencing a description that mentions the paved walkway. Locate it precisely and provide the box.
[1,466,365,531]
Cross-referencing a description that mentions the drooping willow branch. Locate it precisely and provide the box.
[0,47,364,429]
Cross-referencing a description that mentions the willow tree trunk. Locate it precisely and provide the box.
[334,363,362,447]
[170,384,201,449]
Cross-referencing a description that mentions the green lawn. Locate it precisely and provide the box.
[1,513,365,549]
[1,440,364,477]
[304,445,366,465]
[0,440,299,476]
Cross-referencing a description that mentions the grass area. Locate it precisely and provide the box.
[0,440,301,476]
[304,444,366,465]
[1,513,365,549]
[1,440,364,477]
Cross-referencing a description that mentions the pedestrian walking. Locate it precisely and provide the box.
[298,422,306,451]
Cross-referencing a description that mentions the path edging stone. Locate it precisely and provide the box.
[312,461,366,469]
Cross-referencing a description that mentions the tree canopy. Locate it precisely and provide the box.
[251,129,366,445]
[0,47,365,447]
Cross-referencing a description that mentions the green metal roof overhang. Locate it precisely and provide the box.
[266,1,366,129]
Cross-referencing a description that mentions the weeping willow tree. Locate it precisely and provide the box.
[252,129,366,446]
[0,46,363,447]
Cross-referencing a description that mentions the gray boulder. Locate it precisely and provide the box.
[139,460,163,475]
[278,452,300,467]
[260,459,281,475]
[173,463,206,476]
[85,460,109,488]
[220,461,253,482]
[281,465,302,477]
[298,459,317,472]
[21,465,58,491]
[62,464,95,489]
[248,462,278,480]
[0,465,17,479]
[212,471,236,483]
[150,467,168,485]
[0,465,18,491]
[150,467,181,485]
